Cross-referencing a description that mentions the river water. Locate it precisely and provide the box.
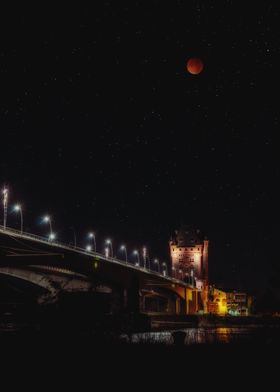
[127,325,280,345]
[1,309,280,346]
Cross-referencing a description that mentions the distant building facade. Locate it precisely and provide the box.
[208,287,228,315]
[169,226,209,312]
[208,286,252,316]
[226,291,252,316]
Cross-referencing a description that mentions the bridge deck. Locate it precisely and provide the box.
[0,225,192,288]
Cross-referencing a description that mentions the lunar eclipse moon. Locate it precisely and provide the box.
[186,58,204,75]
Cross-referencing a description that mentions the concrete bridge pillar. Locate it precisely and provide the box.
[185,288,199,314]
[141,295,146,313]
[175,297,181,315]
[167,298,175,314]
[127,278,140,313]
[123,288,128,309]
[185,288,189,315]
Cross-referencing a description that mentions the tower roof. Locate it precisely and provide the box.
[173,225,204,246]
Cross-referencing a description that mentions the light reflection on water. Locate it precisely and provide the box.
[1,315,280,346]
[129,327,263,345]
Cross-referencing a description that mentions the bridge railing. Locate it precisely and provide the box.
[0,224,115,261]
[0,224,192,287]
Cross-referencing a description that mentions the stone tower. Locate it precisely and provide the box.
[169,225,209,311]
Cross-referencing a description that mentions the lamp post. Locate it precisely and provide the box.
[88,232,96,252]
[145,247,151,270]
[43,215,53,241]
[142,246,147,269]
[133,250,140,266]
[154,259,160,273]
[178,269,183,281]
[104,246,109,258]
[106,239,113,257]
[162,262,167,276]
[49,233,56,241]
[70,227,77,248]
[3,187,8,230]
[14,204,23,234]
[120,245,128,263]
[86,245,92,252]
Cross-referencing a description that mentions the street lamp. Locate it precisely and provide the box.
[162,262,167,276]
[49,233,56,242]
[120,245,128,263]
[104,246,109,258]
[86,245,92,252]
[88,232,96,252]
[3,187,8,230]
[133,250,140,266]
[178,269,183,281]
[43,215,53,240]
[106,239,113,257]
[14,204,23,234]
[142,246,148,269]
[154,259,160,273]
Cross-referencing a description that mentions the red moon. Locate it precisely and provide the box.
[186,58,204,75]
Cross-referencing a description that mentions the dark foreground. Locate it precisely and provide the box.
[2,332,280,382]
[2,303,280,366]
[2,325,280,387]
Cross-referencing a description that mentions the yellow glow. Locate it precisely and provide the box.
[211,288,228,315]
[218,302,227,315]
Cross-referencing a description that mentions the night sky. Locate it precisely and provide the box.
[1,2,278,291]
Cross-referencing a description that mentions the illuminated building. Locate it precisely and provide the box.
[208,287,228,315]
[226,291,252,316]
[208,287,252,316]
[169,226,209,312]
[169,226,253,316]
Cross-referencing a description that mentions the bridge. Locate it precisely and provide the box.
[0,225,200,316]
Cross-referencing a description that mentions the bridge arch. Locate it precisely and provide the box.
[0,266,116,305]
[0,267,59,304]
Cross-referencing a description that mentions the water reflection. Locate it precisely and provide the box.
[129,326,264,345]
